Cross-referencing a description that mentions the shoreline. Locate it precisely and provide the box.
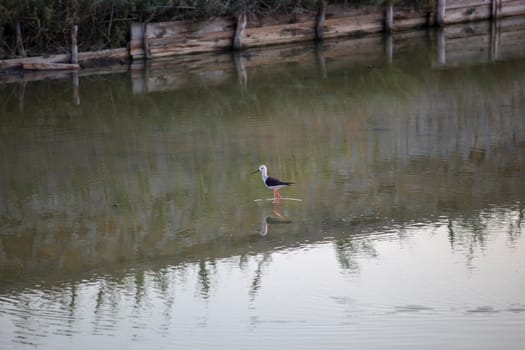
[1,2,524,81]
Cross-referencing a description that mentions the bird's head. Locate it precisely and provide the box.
[252,164,267,175]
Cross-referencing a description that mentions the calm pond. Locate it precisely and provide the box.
[1,23,525,349]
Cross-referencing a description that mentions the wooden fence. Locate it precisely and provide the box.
[129,16,525,94]
[130,0,525,60]
[0,0,524,72]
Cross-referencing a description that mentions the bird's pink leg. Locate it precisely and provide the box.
[273,202,283,217]
[273,189,282,203]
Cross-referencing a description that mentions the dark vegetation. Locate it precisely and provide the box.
[0,0,430,59]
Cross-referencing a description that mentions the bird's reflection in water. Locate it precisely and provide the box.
[259,201,292,236]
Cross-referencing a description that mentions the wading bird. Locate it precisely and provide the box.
[253,164,294,202]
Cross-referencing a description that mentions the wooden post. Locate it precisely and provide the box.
[15,20,26,57]
[436,0,446,27]
[316,0,328,41]
[233,12,247,50]
[385,2,394,33]
[490,20,499,62]
[71,25,78,64]
[491,0,501,19]
[130,22,145,59]
[144,23,151,59]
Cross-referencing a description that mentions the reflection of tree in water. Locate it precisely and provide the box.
[249,252,272,301]
[152,267,178,334]
[334,234,378,273]
[456,215,488,269]
[67,283,77,332]
[2,203,523,348]
[507,204,523,245]
[93,278,124,335]
[133,270,146,309]
[447,206,523,268]
[326,216,387,272]
[197,259,217,299]
[331,206,524,273]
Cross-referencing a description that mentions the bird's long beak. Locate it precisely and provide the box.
[252,169,260,174]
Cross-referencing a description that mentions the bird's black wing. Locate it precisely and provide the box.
[266,176,294,186]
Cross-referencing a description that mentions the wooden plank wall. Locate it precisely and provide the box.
[130,16,525,94]
[131,0,525,60]
[438,15,525,65]
[1,0,524,72]
[0,48,129,71]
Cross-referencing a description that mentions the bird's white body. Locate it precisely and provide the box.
[258,165,270,186]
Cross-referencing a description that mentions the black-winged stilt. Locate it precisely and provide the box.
[253,164,294,202]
